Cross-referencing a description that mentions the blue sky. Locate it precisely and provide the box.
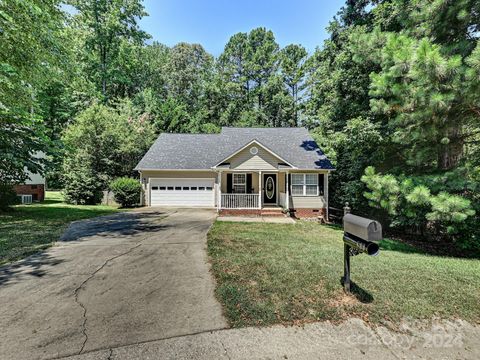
[140,0,345,56]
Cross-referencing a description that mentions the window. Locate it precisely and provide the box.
[199,187,205,190]
[31,185,37,190]
[151,186,159,190]
[233,173,246,193]
[305,174,318,196]
[291,174,318,196]
[175,186,181,190]
[206,186,213,191]
[159,186,166,190]
[291,174,304,196]
[183,187,189,190]
[191,186,197,190]
[167,186,174,190]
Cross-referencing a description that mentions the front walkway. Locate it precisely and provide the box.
[0,209,226,359]
[217,216,295,224]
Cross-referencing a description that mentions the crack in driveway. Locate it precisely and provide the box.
[0,208,227,360]
[71,212,177,355]
[73,242,144,354]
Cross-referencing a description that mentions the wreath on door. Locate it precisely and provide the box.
[266,177,274,199]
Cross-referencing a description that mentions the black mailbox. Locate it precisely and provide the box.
[342,213,382,292]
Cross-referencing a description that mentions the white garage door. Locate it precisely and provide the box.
[150,178,215,207]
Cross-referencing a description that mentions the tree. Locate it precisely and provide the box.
[68,0,150,100]
[304,0,479,251]
[312,117,384,211]
[217,32,251,125]
[367,35,479,171]
[62,102,155,204]
[0,0,66,185]
[212,28,312,129]
[165,43,213,112]
[245,28,280,120]
[63,149,104,205]
[362,166,476,239]
[280,44,308,126]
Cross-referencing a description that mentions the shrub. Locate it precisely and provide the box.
[0,184,19,211]
[110,177,141,208]
[62,151,103,205]
[362,167,478,247]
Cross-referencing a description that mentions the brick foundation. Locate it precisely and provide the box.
[219,208,327,219]
[14,184,45,202]
[289,208,326,218]
[219,209,262,217]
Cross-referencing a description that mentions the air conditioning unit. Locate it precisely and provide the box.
[18,194,33,204]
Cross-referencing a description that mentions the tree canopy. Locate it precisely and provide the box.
[1,0,479,251]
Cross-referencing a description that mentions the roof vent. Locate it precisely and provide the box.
[250,146,258,155]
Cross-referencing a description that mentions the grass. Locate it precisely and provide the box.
[0,191,121,266]
[207,221,480,327]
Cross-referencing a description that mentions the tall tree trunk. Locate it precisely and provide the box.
[438,127,463,170]
[293,84,297,127]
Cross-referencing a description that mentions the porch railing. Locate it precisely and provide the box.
[221,193,259,209]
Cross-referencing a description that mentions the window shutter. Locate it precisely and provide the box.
[246,173,252,194]
[227,173,232,193]
[287,174,291,195]
[318,174,324,196]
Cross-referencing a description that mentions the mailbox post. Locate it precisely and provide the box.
[342,213,382,293]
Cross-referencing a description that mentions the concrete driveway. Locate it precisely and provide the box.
[0,208,227,360]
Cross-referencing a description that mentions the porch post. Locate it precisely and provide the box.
[258,171,262,209]
[217,171,222,211]
[285,171,289,210]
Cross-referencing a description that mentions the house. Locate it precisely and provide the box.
[14,152,46,202]
[134,127,335,218]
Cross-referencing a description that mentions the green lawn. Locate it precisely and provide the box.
[208,221,480,327]
[0,191,121,266]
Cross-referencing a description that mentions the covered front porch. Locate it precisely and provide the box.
[217,171,289,210]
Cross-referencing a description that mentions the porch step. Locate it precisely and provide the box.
[260,210,286,217]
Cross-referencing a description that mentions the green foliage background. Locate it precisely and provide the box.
[1,0,479,250]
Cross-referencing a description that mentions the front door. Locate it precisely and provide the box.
[263,174,277,204]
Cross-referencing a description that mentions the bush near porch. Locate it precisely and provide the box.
[207,221,480,327]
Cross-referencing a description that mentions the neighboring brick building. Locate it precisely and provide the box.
[14,184,45,202]
[14,152,46,202]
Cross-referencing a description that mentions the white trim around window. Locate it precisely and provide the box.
[291,173,319,196]
[233,173,247,194]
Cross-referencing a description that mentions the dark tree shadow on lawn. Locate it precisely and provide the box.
[0,210,172,287]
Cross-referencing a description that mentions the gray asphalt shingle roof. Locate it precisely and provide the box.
[134,127,334,170]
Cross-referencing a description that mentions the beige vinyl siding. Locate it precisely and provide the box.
[221,172,260,193]
[288,195,326,208]
[288,170,328,209]
[141,170,216,179]
[278,173,286,193]
[229,145,279,170]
